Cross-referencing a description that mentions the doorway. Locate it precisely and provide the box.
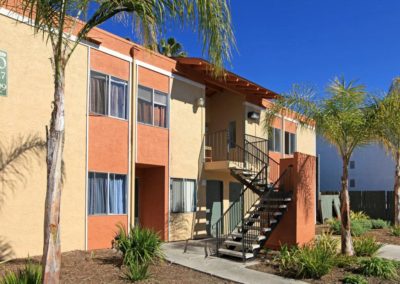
[206,180,223,237]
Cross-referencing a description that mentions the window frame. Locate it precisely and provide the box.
[88,171,128,216]
[268,127,282,153]
[90,70,129,120]
[350,161,355,169]
[170,178,197,213]
[285,131,297,155]
[349,179,356,188]
[137,84,169,128]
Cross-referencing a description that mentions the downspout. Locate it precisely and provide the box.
[127,58,133,228]
[84,46,91,251]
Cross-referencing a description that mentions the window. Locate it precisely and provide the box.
[90,71,128,119]
[88,172,127,215]
[170,179,196,213]
[137,85,168,128]
[268,127,281,152]
[350,179,356,188]
[285,131,296,155]
[350,161,355,169]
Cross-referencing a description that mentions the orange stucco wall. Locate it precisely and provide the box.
[87,215,128,250]
[266,152,316,248]
[90,49,130,80]
[135,166,168,240]
[138,66,170,93]
[89,116,129,174]
[136,124,169,166]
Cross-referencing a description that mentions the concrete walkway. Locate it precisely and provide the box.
[163,241,306,284]
[378,244,400,261]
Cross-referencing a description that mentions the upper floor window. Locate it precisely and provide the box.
[88,172,127,215]
[138,85,168,128]
[285,131,296,155]
[268,127,281,152]
[350,161,355,169]
[90,71,128,119]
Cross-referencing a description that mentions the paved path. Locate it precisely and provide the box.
[163,241,306,284]
[378,244,400,261]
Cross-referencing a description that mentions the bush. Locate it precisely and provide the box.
[328,219,341,235]
[350,211,370,221]
[0,262,42,284]
[275,233,339,279]
[353,236,383,257]
[114,225,164,281]
[391,226,400,237]
[371,219,389,229]
[342,274,368,284]
[335,255,357,268]
[328,219,372,236]
[359,257,398,279]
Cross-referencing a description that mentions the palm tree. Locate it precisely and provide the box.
[2,0,235,282]
[158,37,187,57]
[265,78,376,256]
[373,78,400,226]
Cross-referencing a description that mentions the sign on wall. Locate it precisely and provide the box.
[0,50,7,97]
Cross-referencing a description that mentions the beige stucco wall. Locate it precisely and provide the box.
[169,78,205,241]
[244,104,269,139]
[0,15,87,258]
[296,125,316,156]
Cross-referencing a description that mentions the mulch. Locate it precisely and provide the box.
[365,228,400,246]
[0,249,235,283]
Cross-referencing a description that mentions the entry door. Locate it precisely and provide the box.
[206,180,223,237]
[229,182,242,231]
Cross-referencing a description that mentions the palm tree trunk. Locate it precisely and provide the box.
[340,158,354,255]
[394,150,400,226]
[42,65,65,284]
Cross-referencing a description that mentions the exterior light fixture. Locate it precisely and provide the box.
[248,111,260,120]
[196,97,205,107]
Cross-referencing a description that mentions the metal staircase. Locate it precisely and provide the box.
[206,131,293,261]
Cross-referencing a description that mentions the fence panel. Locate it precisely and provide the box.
[362,191,387,220]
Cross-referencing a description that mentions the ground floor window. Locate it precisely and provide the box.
[88,172,127,215]
[170,178,196,213]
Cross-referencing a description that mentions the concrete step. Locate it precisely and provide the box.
[261,197,292,202]
[256,204,287,209]
[218,248,254,259]
[230,232,266,242]
[224,240,260,250]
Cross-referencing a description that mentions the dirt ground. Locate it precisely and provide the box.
[0,250,236,284]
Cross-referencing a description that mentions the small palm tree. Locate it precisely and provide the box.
[157,37,187,57]
[373,78,400,226]
[265,78,376,256]
[2,0,235,282]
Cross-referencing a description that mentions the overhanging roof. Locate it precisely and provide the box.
[174,57,280,99]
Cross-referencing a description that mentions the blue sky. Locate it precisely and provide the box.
[100,0,400,95]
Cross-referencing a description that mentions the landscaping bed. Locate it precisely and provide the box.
[365,228,400,246]
[0,249,235,283]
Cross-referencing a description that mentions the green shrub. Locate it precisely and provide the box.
[350,211,370,221]
[328,219,341,235]
[335,255,357,268]
[391,226,400,237]
[114,225,164,281]
[328,219,372,236]
[276,233,338,279]
[371,219,389,229]
[359,257,398,279]
[125,262,149,282]
[353,236,383,257]
[342,274,368,284]
[0,262,42,284]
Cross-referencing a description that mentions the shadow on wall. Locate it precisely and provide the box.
[0,133,47,260]
[296,154,315,221]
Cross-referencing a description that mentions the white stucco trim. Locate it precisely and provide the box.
[173,74,206,90]
[243,101,265,112]
[135,59,172,77]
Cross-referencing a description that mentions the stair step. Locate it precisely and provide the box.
[240,226,272,233]
[224,240,260,250]
[218,248,254,259]
[256,204,287,209]
[262,197,292,202]
[231,232,266,241]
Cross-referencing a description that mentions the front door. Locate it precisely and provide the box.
[206,180,223,237]
[229,182,242,231]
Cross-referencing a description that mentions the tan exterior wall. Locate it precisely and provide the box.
[0,15,88,258]
[297,125,316,156]
[169,78,205,241]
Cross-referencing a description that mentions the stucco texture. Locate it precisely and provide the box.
[0,15,87,258]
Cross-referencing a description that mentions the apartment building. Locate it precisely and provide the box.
[0,5,317,260]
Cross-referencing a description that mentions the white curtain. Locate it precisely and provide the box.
[90,73,107,115]
[110,80,127,119]
[109,174,126,214]
[170,179,196,213]
[88,172,108,214]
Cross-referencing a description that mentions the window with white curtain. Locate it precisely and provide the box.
[268,127,282,152]
[88,172,127,215]
[170,179,196,213]
[284,131,296,155]
[90,71,128,119]
[137,85,168,128]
